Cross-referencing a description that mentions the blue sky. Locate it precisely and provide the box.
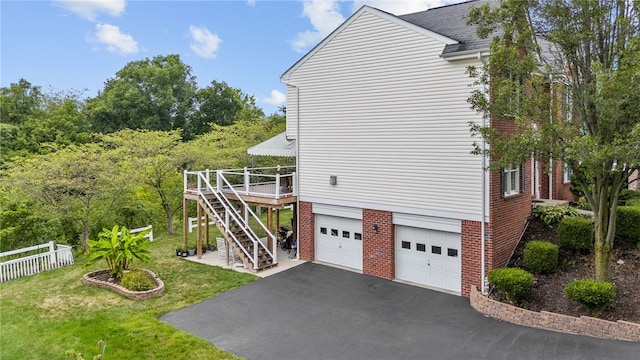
[1,0,458,115]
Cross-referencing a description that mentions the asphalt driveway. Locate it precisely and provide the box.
[161,262,639,360]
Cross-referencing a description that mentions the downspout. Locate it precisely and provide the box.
[548,74,554,200]
[479,51,488,294]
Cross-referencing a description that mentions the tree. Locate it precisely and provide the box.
[188,120,277,170]
[102,130,194,234]
[187,80,265,139]
[467,0,640,281]
[0,81,92,163]
[85,54,197,133]
[3,144,129,251]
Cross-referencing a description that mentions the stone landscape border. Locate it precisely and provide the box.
[82,268,165,300]
[469,286,639,342]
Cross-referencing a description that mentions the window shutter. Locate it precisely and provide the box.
[500,167,505,198]
[520,163,525,193]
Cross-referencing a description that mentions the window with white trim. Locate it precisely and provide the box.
[562,84,572,122]
[563,163,572,183]
[502,165,520,196]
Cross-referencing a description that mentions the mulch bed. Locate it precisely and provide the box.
[489,218,640,324]
[82,269,165,300]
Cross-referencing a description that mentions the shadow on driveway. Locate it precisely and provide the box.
[161,262,639,360]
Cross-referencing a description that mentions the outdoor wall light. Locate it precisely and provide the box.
[329,175,337,185]
[372,224,378,233]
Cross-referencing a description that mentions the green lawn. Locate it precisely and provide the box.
[0,230,259,359]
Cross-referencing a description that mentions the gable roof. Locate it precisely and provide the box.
[399,0,491,57]
[282,5,459,81]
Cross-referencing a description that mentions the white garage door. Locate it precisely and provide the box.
[316,215,363,271]
[396,226,461,293]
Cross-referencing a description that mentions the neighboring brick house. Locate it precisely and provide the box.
[280,0,573,297]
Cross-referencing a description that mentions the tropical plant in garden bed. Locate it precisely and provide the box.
[86,225,152,279]
[0,231,256,359]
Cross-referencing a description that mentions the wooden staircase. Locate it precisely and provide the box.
[197,194,276,272]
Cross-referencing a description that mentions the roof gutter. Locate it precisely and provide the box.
[440,49,490,61]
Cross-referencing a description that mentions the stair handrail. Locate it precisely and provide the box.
[215,170,276,261]
[196,193,255,264]
[193,171,276,268]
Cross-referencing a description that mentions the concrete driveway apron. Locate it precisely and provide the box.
[161,262,639,360]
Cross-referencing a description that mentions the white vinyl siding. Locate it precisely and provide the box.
[285,84,297,139]
[286,11,484,217]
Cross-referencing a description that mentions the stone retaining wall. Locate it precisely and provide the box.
[469,286,640,342]
[82,269,165,300]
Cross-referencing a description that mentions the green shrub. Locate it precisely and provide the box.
[86,225,152,279]
[618,189,640,206]
[532,205,581,227]
[565,279,616,316]
[577,197,592,211]
[487,268,534,303]
[616,206,640,243]
[120,270,155,291]
[557,217,593,253]
[524,241,558,274]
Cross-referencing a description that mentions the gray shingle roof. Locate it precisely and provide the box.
[398,0,492,56]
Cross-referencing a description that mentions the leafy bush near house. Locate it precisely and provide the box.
[577,197,592,211]
[487,268,534,304]
[565,279,616,316]
[618,189,640,206]
[557,217,593,253]
[86,225,152,279]
[524,241,558,274]
[120,270,155,291]
[531,205,581,227]
[616,206,640,243]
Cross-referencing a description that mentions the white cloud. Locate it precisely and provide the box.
[246,0,256,6]
[90,23,138,55]
[189,25,222,59]
[262,90,286,106]
[291,0,345,53]
[350,0,450,15]
[56,0,126,21]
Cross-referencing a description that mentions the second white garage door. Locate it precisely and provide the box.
[396,226,461,293]
[315,215,363,271]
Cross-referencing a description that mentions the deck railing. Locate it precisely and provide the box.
[185,170,278,268]
[184,166,296,199]
[0,242,74,282]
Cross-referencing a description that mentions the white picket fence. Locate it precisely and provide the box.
[188,217,216,233]
[0,242,74,282]
[127,225,154,241]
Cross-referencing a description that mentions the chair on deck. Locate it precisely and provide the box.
[216,237,238,262]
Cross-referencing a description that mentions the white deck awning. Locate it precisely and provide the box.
[247,132,296,157]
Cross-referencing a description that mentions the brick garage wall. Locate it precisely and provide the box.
[362,209,394,280]
[461,220,491,298]
[470,286,640,342]
[298,201,315,261]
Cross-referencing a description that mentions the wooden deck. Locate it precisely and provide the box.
[184,184,296,208]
